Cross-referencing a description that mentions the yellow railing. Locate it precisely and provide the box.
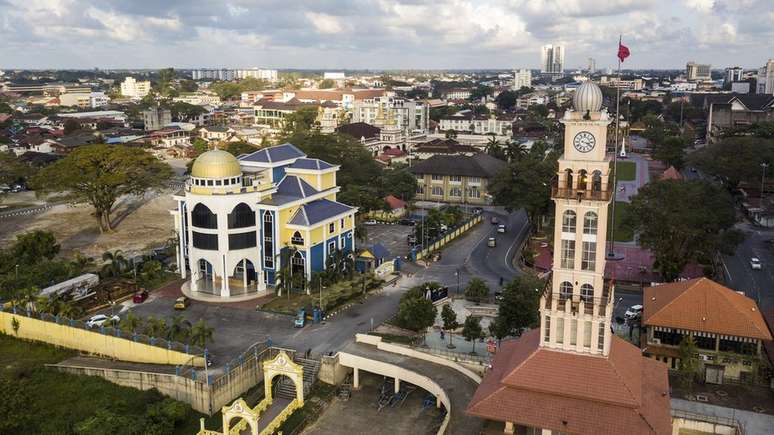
[259,398,300,435]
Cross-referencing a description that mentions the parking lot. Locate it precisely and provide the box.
[363,223,414,259]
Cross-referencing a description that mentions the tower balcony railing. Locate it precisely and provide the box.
[551,176,614,202]
[543,290,612,317]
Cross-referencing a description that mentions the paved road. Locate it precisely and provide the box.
[123,209,530,368]
[722,223,774,310]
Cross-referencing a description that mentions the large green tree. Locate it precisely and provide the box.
[32,144,173,232]
[12,230,60,265]
[395,283,438,334]
[490,152,557,224]
[378,167,418,202]
[489,274,543,339]
[495,90,518,111]
[624,180,741,281]
[652,136,687,170]
[464,278,489,303]
[462,316,485,354]
[677,335,700,391]
[441,303,460,348]
[690,137,774,186]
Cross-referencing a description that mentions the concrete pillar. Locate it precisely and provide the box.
[394,377,400,394]
[353,367,360,390]
[436,396,441,409]
[242,259,248,290]
[504,421,515,434]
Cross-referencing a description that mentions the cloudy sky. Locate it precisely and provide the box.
[1,0,772,70]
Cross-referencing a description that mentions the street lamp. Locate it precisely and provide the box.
[761,163,769,205]
[455,269,460,295]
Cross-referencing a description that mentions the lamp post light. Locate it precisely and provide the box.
[761,163,769,205]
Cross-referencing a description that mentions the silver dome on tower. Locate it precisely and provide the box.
[573,81,603,113]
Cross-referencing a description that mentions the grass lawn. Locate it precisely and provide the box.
[0,333,211,434]
[608,201,634,242]
[615,161,637,182]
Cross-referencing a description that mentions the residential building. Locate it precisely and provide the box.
[58,91,92,108]
[701,93,774,142]
[541,44,564,74]
[724,66,744,87]
[120,77,151,99]
[191,68,278,82]
[173,93,222,106]
[323,72,345,80]
[142,107,172,131]
[412,138,479,160]
[283,88,385,110]
[170,143,357,298]
[90,92,110,108]
[587,58,596,73]
[58,110,128,126]
[642,278,772,384]
[409,153,505,205]
[731,82,751,94]
[686,62,712,82]
[441,88,472,101]
[466,81,671,435]
[235,69,278,82]
[199,125,231,142]
[512,69,532,91]
[352,94,429,132]
[253,98,321,133]
[439,113,514,136]
[757,59,774,94]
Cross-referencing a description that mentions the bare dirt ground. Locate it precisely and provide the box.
[0,189,178,259]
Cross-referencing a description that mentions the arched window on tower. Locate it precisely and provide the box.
[580,284,594,303]
[592,170,602,192]
[192,203,217,229]
[583,212,598,235]
[227,203,255,229]
[577,169,588,190]
[562,210,576,233]
[564,169,573,190]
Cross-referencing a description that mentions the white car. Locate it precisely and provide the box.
[86,314,120,328]
[497,224,506,233]
[751,257,763,270]
[362,220,378,226]
[624,305,643,320]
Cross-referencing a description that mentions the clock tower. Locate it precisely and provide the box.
[541,81,615,355]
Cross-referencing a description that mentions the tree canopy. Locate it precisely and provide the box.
[624,179,741,281]
[489,273,543,339]
[495,90,518,111]
[209,77,268,99]
[490,149,557,223]
[32,144,173,232]
[690,137,774,186]
[464,277,489,303]
[652,136,687,170]
[395,283,438,332]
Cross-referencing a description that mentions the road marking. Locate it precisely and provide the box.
[464,222,492,266]
[722,258,732,281]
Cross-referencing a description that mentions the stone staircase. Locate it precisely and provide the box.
[272,356,321,400]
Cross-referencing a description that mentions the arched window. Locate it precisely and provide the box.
[592,170,602,192]
[583,212,598,235]
[291,231,304,245]
[263,211,274,268]
[192,203,217,229]
[564,169,573,190]
[580,284,594,303]
[562,210,576,233]
[577,169,588,190]
[228,203,255,229]
[559,281,573,299]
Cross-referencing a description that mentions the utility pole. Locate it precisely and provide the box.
[762,163,769,205]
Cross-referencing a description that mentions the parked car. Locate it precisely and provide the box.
[624,305,643,320]
[294,308,306,328]
[490,216,499,225]
[751,257,763,270]
[132,290,149,303]
[440,224,448,233]
[174,296,190,310]
[497,224,506,233]
[398,219,416,226]
[363,219,378,226]
[473,207,484,215]
[487,237,496,248]
[86,314,120,328]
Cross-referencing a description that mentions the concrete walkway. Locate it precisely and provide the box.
[672,398,774,435]
[339,341,483,435]
[614,153,650,203]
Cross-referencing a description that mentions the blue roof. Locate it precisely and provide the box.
[289,158,334,171]
[368,243,391,259]
[276,175,319,199]
[238,143,305,164]
[288,199,354,227]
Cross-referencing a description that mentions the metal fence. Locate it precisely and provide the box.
[671,409,744,435]
[1,307,203,356]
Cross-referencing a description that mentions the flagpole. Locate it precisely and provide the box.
[608,35,622,258]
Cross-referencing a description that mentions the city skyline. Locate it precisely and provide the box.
[1,0,773,70]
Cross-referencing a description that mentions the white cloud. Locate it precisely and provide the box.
[305,12,344,34]
[684,0,715,13]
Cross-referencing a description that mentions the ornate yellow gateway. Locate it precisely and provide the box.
[199,350,304,435]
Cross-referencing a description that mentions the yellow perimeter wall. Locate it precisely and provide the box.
[0,311,205,367]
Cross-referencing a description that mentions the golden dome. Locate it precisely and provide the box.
[191,149,242,179]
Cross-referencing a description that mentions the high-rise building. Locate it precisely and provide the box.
[724,66,744,87]
[541,44,565,74]
[191,68,278,82]
[512,69,532,90]
[142,106,172,131]
[587,58,596,74]
[466,81,671,434]
[686,62,711,81]
[120,76,151,99]
[757,59,774,94]
[352,94,428,132]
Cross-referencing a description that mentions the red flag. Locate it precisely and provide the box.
[617,40,630,63]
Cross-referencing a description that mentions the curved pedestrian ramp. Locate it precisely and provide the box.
[198,350,305,435]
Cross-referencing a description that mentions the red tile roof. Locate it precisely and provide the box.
[660,166,683,181]
[467,329,671,434]
[384,195,406,210]
[643,277,772,340]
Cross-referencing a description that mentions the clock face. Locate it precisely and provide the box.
[573,131,596,153]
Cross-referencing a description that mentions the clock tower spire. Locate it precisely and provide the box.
[540,81,615,355]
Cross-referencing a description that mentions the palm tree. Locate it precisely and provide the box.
[101,250,129,278]
[505,140,528,161]
[189,319,215,348]
[143,316,167,338]
[119,311,142,334]
[166,315,192,342]
[485,136,500,154]
[18,286,40,312]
